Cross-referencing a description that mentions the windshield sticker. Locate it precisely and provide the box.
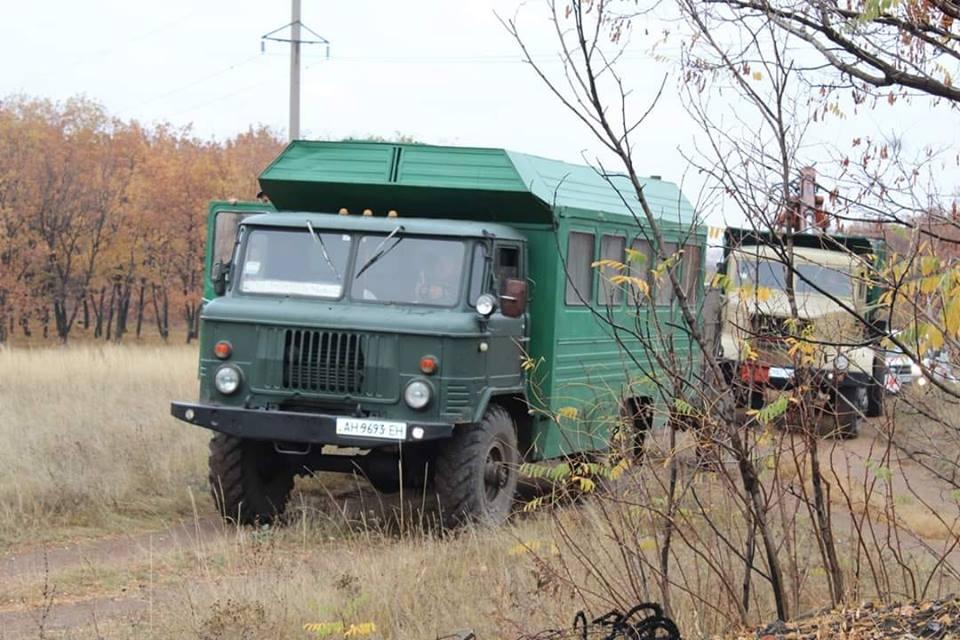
[241,279,342,297]
[243,261,261,275]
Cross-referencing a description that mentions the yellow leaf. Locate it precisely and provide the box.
[947,298,960,337]
[625,248,647,264]
[637,537,657,551]
[592,258,626,271]
[752,71,763,81]
[557,406,578,420]
[609,274,650,296]
[921,275,942,295]
[344,623,377,637]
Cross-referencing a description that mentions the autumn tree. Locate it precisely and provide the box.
[0,96,282,344]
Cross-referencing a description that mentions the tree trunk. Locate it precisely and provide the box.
[151,284,169,341]
[809,436,845,606]
[162,287,169,341]
[115,281,131,342]
[105,283,117,341]
[54,299,70,343]
[93,287,106,338]
[82,297,90,331]
[184,300,200,343]
[135,280,146,339]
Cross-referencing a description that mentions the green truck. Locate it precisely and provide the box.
[171,141,704,526]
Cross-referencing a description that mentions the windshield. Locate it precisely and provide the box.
[794,264,853,298]
[236,227,471,305]
[738,258,788,289]
[239,228,352,298]
[351,235,466,306]
[737,256,853,298]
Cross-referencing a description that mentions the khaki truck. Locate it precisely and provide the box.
[716,228,887,437]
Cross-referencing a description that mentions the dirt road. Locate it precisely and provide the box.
[1,426,957,639]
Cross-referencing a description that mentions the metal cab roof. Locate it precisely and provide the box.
[724,227,881,257]
[258,141,695,226]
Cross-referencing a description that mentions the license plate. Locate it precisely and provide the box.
[769,367,794,379]
[336,417,407,440]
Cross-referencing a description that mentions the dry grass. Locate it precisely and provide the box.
[3,345,960,639]
[0,344,209,548]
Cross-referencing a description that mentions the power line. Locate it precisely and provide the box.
[25,8,203,82]
[124,53,263,111]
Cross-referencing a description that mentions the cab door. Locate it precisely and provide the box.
[204,201,273,301]
[485,242,527,389]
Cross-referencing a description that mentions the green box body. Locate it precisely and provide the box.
[186,141,704,461]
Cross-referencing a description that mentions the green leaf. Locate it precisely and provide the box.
[756,395,789,425]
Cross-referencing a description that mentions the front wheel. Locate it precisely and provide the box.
[829,385,864,439]
[208,434,296,525]
[434,404,519,528]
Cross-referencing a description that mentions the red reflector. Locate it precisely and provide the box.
[214,341,232,360]
[420,356,438,375]
[739,363,769,384]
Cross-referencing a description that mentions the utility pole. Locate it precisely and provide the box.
[262,4,330,141]
[289,0,301,140]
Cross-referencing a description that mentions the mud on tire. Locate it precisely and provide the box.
[208,434,296,525]
[434,404,519,528]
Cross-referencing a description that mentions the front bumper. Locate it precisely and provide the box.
[739,363,872,390]
[171,402,456,446]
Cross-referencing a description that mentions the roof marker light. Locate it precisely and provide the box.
[338,208,349,215]
[388,210,398,218]
[363,209,373,217]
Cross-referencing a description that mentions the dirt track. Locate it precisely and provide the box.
[0,426,957,639]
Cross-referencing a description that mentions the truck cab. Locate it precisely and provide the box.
[718,228,887,436]
[172,141,704,526]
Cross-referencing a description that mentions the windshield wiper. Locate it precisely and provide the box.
[355,225,405,279]
[306,220,341,280]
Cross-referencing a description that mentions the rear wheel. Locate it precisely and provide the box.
[434,404,519,528]
[866,356,886,417]
[208,434,296,525]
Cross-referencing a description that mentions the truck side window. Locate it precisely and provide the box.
[213,212,252,268]
[629,237,654,305]
[682,244,702,305]
[566,232,595,305]
[600,234,626,306]
[655,242,679,306]
[468,243,487,306]
[495,246,520,282]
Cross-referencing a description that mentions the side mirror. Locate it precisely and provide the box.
[212,261,229,296]
[500,278,528,318]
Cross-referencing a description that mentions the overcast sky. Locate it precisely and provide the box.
[3,1,958,229]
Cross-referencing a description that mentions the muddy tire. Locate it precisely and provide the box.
[866,356,885,418]
[434,404,519,528]
[208,434,295,525]
[831,385,863,439]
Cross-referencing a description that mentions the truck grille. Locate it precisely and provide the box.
[282,329,365,394]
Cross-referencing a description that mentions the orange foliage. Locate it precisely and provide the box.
[0,95,283,343]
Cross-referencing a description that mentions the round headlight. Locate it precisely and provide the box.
[404,380,432,410]
[476,293,496,318]
[214,365,242,395]
[834,354,849,371]
[911,363,922,376]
